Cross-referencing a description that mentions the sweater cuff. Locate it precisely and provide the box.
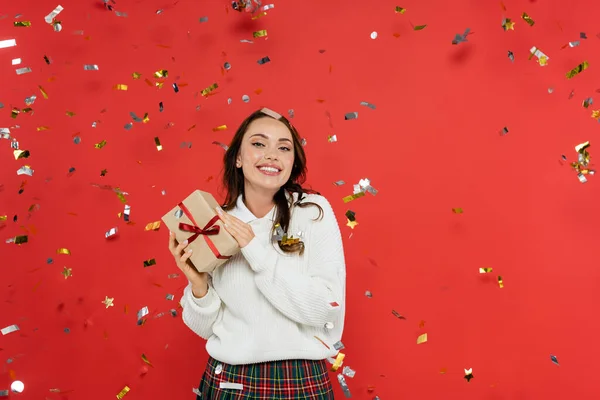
[241,236,269,273]
[188,284,219,308]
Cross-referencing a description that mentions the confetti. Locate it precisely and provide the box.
[154,137,163,151]
[116,386,130,399]
[143,259,156,268]
[102,296,114,308]
[141,354,153,366]
[253,30,268,38]
[242,94,250,102]
[580,32,587,39]
[257,56,271,65]
[137,306,149,321]
[213,125,227,131]
[344,112,358,120]
[502,18,515,31]
[330,352,345,371]
[1,325,19,335]
[521,12,535,26]
[0,39,17,49]
[529,46,549,66]
[16,67,32,75]
[464,368,474,382]
[498,276,504,288]
[337,374,352,398]
[199,16,208,23]
[57,248,71,255]
[391,310,406,319]
[201,83,218,97]
[365,290,372,297]
[212,141,229,150]
[417,333,428,344]
[499,126,509,136]
[166,294,174,301]
[571,141,594,183]
[328,135,337,143]
[565,61,589,79]
[14,21,32,27]
[360,101,376,109]
[45,5,64,23]
[145,221,161,231]
[342,192,365,203]
[583,98,593,108]
[452,28,470,45]
[354,178,378,195]
[105,227,118,239]
[83,64,99,70]
[452,208,463,214]
[413,24,427,31]
[114,84,127,90]
[550,355,559,365]
[395,6,406,13]
[94,140,107,149]
[62,266,72,279]
[479,267,493,273]
[333,180,345,186]
[370,31,378,39]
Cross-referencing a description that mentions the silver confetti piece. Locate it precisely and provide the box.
[130,112,143,122]
[167,273,179,279]
[365,290,372,297]
[137,306,149,320]
[342,365,356,378]
[569,41,580,47]
[257,56,270,64]
[166,294,174,301]
[333,180,345,186]
[0,390,8,396]
[328,135,337,143]
[91,121,97,128]
[337,374,352,398]
[242,94,250,103]
[241,39,254,43]
[25,95,36,105]
[300,138,307,146]
[15,67,32,75]
[17,166,34,176]
[1,324,19,335]
[83,64,99,70]
[115,12,128,17]
[154,312,165,318]
[333,340,345,350]
[44,5,64,23]
[105,227,118,239]
[0,39,17,49]
[170,309,177,317]
[344,112,358,120]
[123,204,131,222]
[224,62,231,70]
[359,101,376,110]
[508,51,515,63]
[577,173,587,183]
[199,16,208,23]
[451,28,470,45]
[174,209,184,218]
[212,141,229,150]
[124,122,133,130]
[288,109,294,118]
[161,190,167,195]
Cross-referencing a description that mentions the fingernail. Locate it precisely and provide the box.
[188,249,193,253]
[183,239,188,245]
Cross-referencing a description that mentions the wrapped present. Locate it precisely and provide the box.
[161,190,239,273]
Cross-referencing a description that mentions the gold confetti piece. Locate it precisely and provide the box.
[141,354,153,366]
[154,137,162,151]
[114,84,128,90]
[66,111,76,117]
[413,24,427,30]
[566,61,589,79]
[132,72,142,79]
[13,150,30,160]
[328,135,337,142]
[145,221,161,231]
[11,108,20,118]
[464,368,474,382]
[213,125,227,131]
[529,46,549,66]
[143,259,156,268]
[342,192,365,203]
[0,215,6,222]
[251,12,267,20]
[346,220,358,229]
[521,12,535,26]
[57,248,71,255]
[201,83,218,97]
[15,235,28,244]
[37,126,50,131]
[94,140,107,149]
[39,86,49,99]
[502,18,515,30]
[100,169,108,176]
[479,267,493,273]
[452,208,463,214]
[14,21,32,27]
[253,29,268,38]
[154,69,168,78]
[498,276,504,288]
[116,386,130,399]
[62,266,72,279]
[102,296,114,308]
[143,113,150,123]
[331,352,345,371]
[395,6,406,13]
[417,333,428,344]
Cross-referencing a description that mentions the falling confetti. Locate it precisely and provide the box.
[102,296,114,308]
[62,266,72,279]
[417,333,428,344]
[479,267,493,273]
[550,355,559,365]
[116,386,130,399]
[452,208,463,214]
[452,28,471,45]
[521,12,535,26]
[464,368,474,382]
[530,47,549,66]
[565,61,589,79]
[502,18,515,31]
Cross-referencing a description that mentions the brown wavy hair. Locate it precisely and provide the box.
[221,109,323,255]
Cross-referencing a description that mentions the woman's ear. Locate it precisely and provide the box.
[235,155,242,168]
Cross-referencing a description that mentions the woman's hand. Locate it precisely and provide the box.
[216,207,255,248]
[168,232,209,298]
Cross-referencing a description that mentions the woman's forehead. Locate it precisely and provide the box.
[245,118,292,139]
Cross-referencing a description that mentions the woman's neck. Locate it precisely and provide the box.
[243,187,278,219]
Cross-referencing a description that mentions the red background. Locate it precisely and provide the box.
[1,0,600,399]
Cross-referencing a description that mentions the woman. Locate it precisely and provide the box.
[169,108,346,399]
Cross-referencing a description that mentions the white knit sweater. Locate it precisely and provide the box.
[180,192,346,365]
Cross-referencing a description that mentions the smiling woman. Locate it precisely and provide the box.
[176,108,347,400]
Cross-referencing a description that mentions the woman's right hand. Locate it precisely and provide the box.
[168,232,209,298]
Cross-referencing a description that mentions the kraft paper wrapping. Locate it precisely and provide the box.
[161,190,239,273]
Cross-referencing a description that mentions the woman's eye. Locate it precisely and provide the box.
[252,142,265,147]
[280,147,291,151]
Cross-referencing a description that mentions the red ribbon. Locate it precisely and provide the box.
[177,201,231,260]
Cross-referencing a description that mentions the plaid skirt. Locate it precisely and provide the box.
[196,356,335,400]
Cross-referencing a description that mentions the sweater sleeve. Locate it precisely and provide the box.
[241,196,346,329]
[180,280,222,340]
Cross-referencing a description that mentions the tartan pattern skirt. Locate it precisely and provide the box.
[196,356,335,399]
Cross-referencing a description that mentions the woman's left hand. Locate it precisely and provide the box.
[216,207,255,248]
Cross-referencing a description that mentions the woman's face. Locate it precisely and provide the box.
[236,117,295,194]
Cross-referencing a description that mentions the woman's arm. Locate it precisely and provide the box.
[180,280,222,340]
[241,196,346,328]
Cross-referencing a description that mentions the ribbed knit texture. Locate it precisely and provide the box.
[180,193,346,365]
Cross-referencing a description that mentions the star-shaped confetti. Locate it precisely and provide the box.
[464,368,474,382]
[502,18,515,30]
[62,266,72,279]
[591,110,600,119]
[346,219,358,229]
[102,296,115,308]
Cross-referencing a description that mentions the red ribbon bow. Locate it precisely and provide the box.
[177,202,231,260]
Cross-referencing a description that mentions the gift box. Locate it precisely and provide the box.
[161,190,239,273]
